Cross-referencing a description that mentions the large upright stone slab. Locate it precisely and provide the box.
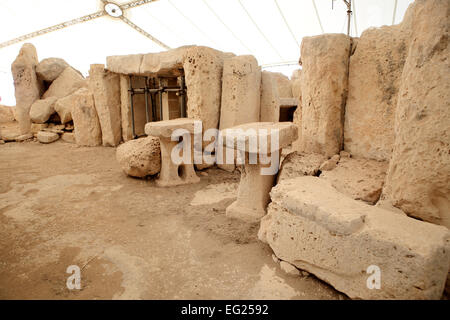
[260,71,280,122]
[300,34,351,157]
[70,88,102,147]
[259,176,450,300]
[11,43,42,134]
[42,67,85,99]
[382,0,450,228]
[219,55,261,171]
[344,23,411,161]
[220,55,261,129]
[89,64,121,147]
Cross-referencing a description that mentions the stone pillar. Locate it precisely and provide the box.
[300,34,351,158]
[260,71,280,122]
[219,55,261,171]
[89,64,121,147]
[382,0,450,228]
[11,43,42,134]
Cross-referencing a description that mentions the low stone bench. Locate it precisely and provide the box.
[221,122,298,223]
[145,118,200,187]
[259,176,450,299]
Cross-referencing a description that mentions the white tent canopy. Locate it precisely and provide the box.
[0,0,414,106]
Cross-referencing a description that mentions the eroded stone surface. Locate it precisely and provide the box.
[320,157,388,204]
[70,88,102,147]
[260,71,279,123]
[36,58,70,82]
[277,151,327,183]
[42,67,85,99]
[300,34,351,157]
[116,136,161,178]
[259,176,450,300]
[0,105,15,123]
[344,22,411,161]
[37,131,59,144]
[382,0,450,228]
[89,64,121,147]
[11,43,42,134]
[29,97,57,124]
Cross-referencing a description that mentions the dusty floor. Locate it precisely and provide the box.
[0,138,344,300]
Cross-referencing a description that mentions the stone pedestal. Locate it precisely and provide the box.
[221,122,298,222]
[145,118,200,187]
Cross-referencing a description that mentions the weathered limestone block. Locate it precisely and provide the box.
[271,72,292,98]
[140,46,191,75]
[106,54,143,75]
[61,132,75,143]
[184,46,226,136]
[145,119,200,187]
[54,94,75,124]
[382,0,450,228]
[220,55,261,129]
[259,177,450,300]
[319,154,340,171]
[42,67,85,99]
[219,55,261,171]
[277,151,327,183]
[70,88,102,147]
[0,105,16,123]
[29,97,57,123]
[89,64,121,147]
[320,156,388,204]
[11,43,42,134]
[300,34,351,157]
[344,24,411,161]
[260,71,280,122]
[36,58,70,82]
[116,136,161,178]
[37,131,59,144]
[30,123,48,135]
[221,122,297,223]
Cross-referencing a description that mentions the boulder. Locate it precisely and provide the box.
[259,176,450,300]
[42,66,85,99]
[70,88,102,147]
[11,43,43,134]
[61,132,75,143]
[320,156,388,204]
[116,136,161,178]
[0,105,15,123]
[54,95,74,124]
[30,123,48,135]
[37,131,59,144]
[277,151,327,183]
[89,64,121,147]
[344,23,411,161]
[36,58,70,82]
[300,34,351,157]
[382,0,450,228]
[29,97,57,123]
[260,71,280,122]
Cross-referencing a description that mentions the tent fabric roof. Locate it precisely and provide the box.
[0,0,414,106]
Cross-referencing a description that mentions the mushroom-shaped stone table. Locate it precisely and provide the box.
[145,118,200,187]
[221,122,298,223]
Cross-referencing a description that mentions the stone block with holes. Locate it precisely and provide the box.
[145,118,200,187]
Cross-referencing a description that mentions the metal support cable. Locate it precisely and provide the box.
[353,0,358,37]
[167,0,217,47]
[0,0,159,49]
[312,0,324,33]
[201,0,253,54]
[392,0,398,25]
[274,0,299,47]
[119,16,171,50]
[237,0,283,60]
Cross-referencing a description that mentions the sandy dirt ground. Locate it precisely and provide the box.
[0,136,344,300]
